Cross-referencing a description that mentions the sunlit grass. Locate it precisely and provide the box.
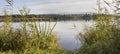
[76,0,120,54]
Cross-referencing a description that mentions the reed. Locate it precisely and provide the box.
[0,0,68,54]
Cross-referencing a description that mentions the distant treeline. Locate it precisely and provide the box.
[0,14,114,21]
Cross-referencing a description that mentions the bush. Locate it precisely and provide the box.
[0,21,67,54]
[76,15,120,54]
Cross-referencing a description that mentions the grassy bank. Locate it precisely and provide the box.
[0,16,69,54]
[75,0,120,54]
[0,0,120,54]
[76,15,120,54]
[0,0,69,53]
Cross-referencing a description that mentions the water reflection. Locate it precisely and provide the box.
[53,20,94,51]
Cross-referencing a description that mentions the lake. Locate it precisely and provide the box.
[0,20,95,51]
[53,20,95,51]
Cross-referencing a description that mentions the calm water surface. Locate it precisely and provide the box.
[53,20,94,51]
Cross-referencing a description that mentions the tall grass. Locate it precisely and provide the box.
[76,0,120,54]
[0,20,68,54]
[0,0,68,54]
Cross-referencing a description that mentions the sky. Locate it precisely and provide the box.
[0,0,110,15]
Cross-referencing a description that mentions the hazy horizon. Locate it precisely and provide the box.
[0,0,111,15]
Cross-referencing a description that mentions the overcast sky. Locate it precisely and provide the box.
[0,0,110,15]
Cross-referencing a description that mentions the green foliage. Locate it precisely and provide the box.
[0,0,67,54]
[0,18,67,53]
[76,19,120,54]
[76,0,120,54]
[5,0,13,6]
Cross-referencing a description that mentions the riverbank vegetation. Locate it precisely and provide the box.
[0,0,68,54]
[76,0,120,54]
[0,12,68,54]
[0,14,113,22]
[0,22,67,54]
[0,0,120,54]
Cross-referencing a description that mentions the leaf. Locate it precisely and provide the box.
[114,6,120,10]
[5,0,13,6]
[103,0,110,6]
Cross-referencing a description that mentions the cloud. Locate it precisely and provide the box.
[27,0,97,14]
[0,0,114,15]
[0,0,98,14]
